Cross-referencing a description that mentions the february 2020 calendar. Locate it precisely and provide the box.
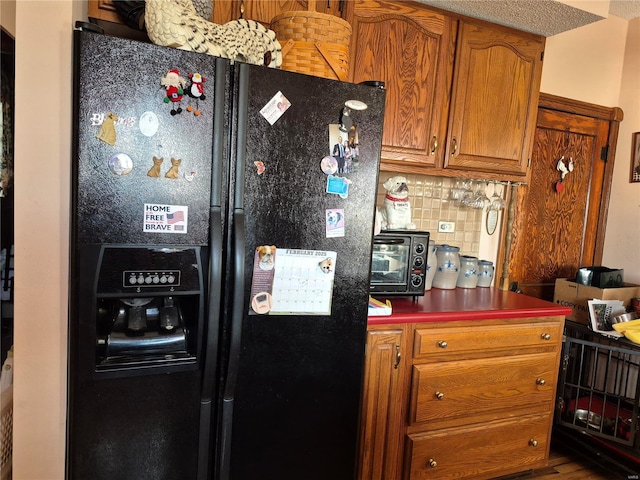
[249,247,337,316]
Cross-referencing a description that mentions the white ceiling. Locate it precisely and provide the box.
[610,0,640,19]
[415,0,640,36]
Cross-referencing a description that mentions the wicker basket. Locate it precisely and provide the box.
[270,0,352,81]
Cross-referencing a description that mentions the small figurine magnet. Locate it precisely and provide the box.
[186,72,206,116]
[165,158,182,179]
[147,156,163,177]
[161,69,187,115]
[96,111,118,146]
[254,161,266,175]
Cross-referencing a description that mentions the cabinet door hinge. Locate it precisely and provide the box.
[601,145,610,162]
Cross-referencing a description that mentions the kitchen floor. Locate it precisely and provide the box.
[495,442,637,480]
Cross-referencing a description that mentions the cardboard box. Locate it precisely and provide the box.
[553,278,640,324]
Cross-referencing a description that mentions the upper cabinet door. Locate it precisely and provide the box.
[444,21,544,178]
[349,0,456,170]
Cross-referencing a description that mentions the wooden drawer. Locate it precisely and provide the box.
[405,414,550,480]
[410,352,557,426]
[413,320,563,360]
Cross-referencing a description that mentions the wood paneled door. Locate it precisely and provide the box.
[507,94,623,300]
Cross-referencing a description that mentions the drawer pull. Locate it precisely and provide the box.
[435,391,445,400]
[428,459,437,468]
[437,340,448,349]
[394,344,401,369]
[536,378,546,386]
[529,439,538,447]
[541,333,551,340]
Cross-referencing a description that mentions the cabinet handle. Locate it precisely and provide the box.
[435,391,445,400]
[430,135,438,155]
[394,344,401,369]
[529,439,538,447]
[428,459,437,468]
[541,333,551,340]
[450,137,458,156]
[536,378,546,386]
[437,340,448,349]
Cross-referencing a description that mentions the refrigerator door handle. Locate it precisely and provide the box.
[198,58,228,480]
[219,62,249,480]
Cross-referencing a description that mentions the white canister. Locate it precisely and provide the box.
[477,260,495,287]
[432,244,460,290]
[424,240,437,291]
[456,255,478,288]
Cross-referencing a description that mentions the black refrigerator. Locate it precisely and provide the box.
[67,26,385,480]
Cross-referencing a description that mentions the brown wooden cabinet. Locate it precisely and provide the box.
[348,0,456,172]
[348,1,544,181]
[444,20,544,179]
[405,316,563,480]
[360,315,564,480]
[358,326,406,480]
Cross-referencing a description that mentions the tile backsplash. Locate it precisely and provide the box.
[376,174,483,257]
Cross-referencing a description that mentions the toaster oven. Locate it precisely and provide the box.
[370,230,430,296]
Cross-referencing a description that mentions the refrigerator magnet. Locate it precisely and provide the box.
[143,203,188,234]
[326,175,351,198]
[96,111,118,146]
[108,153,133,175]
[320,156,338,175]
[251,292,273,314]
[259,91,291,125]
[161,69,187,116]
[139,111,159,137]
[326,209,345,238]
[186,72,206,116]
[248,245,277,315]
[165,158,181,179]
[254,161,266,175]
[147,156,163,177]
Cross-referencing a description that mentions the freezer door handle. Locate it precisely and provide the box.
[218,209,245,479]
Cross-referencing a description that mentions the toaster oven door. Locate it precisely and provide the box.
[370,239,411,293]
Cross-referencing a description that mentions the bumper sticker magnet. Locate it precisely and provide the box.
[143,203,188,234]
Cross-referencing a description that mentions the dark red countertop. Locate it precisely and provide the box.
[368,288,571,325]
